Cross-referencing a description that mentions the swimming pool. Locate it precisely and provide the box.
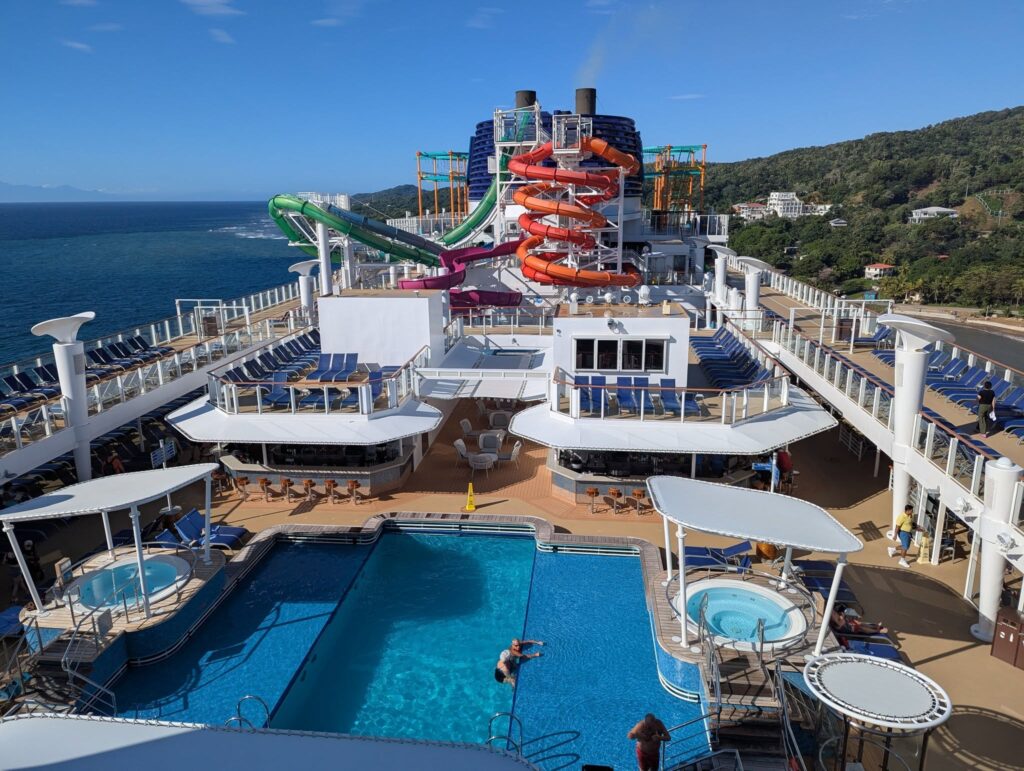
[112,532,707,768]
[74,555,188,610]
[684,578,806,649]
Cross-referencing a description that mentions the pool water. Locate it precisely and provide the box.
[112,533,707,768]
[685,586,794,642]
[78,561,180,609]
[270,534,535,742]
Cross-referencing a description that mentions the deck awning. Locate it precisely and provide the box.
[647,475,862,554]
[0,463,218,523]
[167,397,442,446]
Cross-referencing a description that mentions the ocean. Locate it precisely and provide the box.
[0,202,296,364]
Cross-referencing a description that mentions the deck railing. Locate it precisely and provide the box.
[1,316,285,459]
[208,343,428,417]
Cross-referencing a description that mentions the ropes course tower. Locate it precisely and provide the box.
[416,150,469,221]
[644,144,707,212]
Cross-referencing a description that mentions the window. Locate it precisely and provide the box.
[575,338,595,370]
[622,340,644,371]
[597,340,618,370]
[573,337,668,373]
[644,340,665,371]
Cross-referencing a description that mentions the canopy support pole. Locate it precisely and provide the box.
[130,506,152,619]
[100,510,115,560]
[778,546,794,589]
[813,553,847,656]
[3,522,44,613]
[203,475,213,565]
[677,526,687,646]
[662,514,673,585]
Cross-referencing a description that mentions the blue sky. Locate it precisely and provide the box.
[1,0,1022,199]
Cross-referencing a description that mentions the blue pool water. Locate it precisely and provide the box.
[78,560,179,609]
[515,552,705,769]
[685,586,794,642]
[112,533,707,768]
[113,542,369,723]
[271,533,535,741]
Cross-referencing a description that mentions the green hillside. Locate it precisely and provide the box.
[715,107,1024,307]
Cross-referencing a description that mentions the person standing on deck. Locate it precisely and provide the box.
[888,504,920,568]
[977,380,996,437]
[628,713,671,771]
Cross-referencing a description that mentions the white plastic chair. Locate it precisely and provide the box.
[498,440,523,469]
[460,418,484,439]
[453,438,470,467]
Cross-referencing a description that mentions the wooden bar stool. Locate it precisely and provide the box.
[212,470,228,495]
[257,477,273,502]
[280,477,295,502]
[303,479,316,503]
[347,479,362,505]
[324,479,339,504]
[632,488,648,515]
[235,475,250,501]
[585,486,600,515]
[607,487,623,515]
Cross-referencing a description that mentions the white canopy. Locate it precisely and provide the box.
[168,398,442,446]
[647,476,862,554]
[510,389,837,455]
[0,464,218,523]
[804,653,952,731]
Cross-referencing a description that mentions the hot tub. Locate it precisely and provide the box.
[680,577,807,652]
[71,554,191,610]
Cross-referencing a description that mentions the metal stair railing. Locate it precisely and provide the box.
[234,694,270,728]
[486,711,524,755]
[668,747,744,771]
[769,660,809,771]
[660,711,722,770]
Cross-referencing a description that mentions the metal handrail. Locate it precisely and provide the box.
[660,711,720,770]
[771,661,809,771]
[235,694,270,728]
[486,711,524,755]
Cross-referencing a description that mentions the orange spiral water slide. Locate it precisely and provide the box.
[510,137,642,287]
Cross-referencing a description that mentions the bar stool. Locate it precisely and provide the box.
[585,487,600,515]
[303,479,316,503]
[280,477,295,502]
[607,487,623,515]
[347,480,362,505]
[324,479,338,504]
[632,488,648,515]
[235,475,250,501]
[212,469,228,495]
[257,477,273,502]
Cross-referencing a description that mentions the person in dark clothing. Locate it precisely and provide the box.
[977,380,996,436]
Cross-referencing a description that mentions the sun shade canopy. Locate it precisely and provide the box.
[647,476,863,554]
[0,464,218,523]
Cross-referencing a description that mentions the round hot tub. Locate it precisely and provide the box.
[71,554,191,610]
[681,578,807,651]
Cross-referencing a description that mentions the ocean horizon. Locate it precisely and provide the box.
[0,201,298,364]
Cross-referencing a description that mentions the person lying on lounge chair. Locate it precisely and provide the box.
[830,604,887,635]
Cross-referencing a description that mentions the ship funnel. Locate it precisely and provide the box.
[515,90,537,108]
[575,87,596,115]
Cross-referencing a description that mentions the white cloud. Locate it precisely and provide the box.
[311,0,367,27]
[312,17,341,26]
[465,6,503,28]
[61,39,94,53]
[60,0,98,6]
[668,93,704,100]
[89,22,124,32]
[209,27,236,44]
[181,0,244,16]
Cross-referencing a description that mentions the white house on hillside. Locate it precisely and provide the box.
[767,192,804,218]
[909,206,958,224]
[864,263,895,279]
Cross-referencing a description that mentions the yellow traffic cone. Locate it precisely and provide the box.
[463,482,476,513]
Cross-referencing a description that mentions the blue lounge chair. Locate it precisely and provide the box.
[844,638,902,661]
[590,375,607,414]
[633,376,656,414]
[173,508,247,551]
[575,375,592,413]
[337,371,383,410]
[307,354,335,381]
[616,376,637,413]
[658,378,682,416]
[258,372,298,408]
[331,353,359,383]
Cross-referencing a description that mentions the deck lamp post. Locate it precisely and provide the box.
[30,311,95,483]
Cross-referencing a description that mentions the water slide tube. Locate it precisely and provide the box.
[438,155,505,247]
[268,195,441,267]
[398,239,525,308]
[510,137,642,287]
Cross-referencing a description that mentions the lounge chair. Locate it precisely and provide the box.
[616,377,637,414]
[632,376,656,415]
[173,508,248,551]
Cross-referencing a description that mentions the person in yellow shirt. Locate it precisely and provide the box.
[888,504,919,568]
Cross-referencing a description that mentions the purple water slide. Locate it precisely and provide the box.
[397,239,525,293]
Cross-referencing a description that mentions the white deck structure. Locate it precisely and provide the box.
[0,715,537,771]
[510,388,836,454]
[167,397,442,446]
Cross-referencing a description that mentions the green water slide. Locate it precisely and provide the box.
[268,194,440,267]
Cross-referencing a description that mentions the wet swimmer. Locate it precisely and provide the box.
[494,638,545,686]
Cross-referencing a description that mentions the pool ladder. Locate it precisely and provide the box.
[226,694,270,729]
[485,711,524,755]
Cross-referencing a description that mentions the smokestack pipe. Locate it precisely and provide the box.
[515,90,537,108]
[576,87,596,115]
